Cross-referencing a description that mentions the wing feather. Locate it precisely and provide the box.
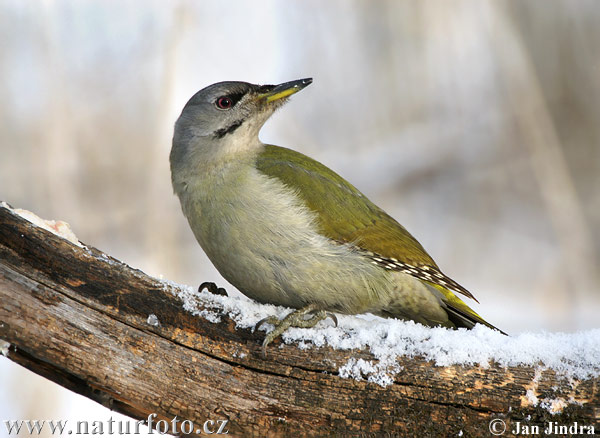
[256,145,478,302]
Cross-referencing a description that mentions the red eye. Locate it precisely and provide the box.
[216,97,233,109]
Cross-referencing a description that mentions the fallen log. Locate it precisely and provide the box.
[0,203,597,437]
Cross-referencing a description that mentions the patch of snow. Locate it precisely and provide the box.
[147,314,161,327]
[539,398,568,415]
[338,357,400,387]
[161,280,600,388]
[525,389,539,406]
[0,339,10,357]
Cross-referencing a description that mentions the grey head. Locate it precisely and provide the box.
[171,78,312,170]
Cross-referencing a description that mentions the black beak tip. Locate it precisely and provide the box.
[272,78,313,93]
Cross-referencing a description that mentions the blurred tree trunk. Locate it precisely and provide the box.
[0,204,597,437]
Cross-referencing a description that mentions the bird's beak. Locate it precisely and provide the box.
[257,78,313,103]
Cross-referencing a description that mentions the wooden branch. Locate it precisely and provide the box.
[0,203,597,437]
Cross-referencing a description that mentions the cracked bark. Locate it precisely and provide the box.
[0,204,598,437]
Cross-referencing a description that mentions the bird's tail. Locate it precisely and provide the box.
[429,283,507,335]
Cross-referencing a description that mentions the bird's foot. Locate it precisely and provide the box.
[198,282,228,297]
[255,304,338,357]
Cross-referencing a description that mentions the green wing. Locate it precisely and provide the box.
[256,145,437,267]
[256,145,504,333]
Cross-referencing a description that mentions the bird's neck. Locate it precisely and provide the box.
[171,129,262,185]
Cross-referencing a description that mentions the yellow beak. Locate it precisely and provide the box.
[258,78,313,103]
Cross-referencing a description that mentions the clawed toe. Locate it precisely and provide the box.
[198,282,227,296]
[258,305,338,357]
[254,316,280,332]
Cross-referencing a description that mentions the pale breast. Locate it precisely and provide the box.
[182,164,391,312]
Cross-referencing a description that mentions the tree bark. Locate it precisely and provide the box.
[0,204,597,437]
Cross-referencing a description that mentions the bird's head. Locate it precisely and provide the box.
[172,78,312,164]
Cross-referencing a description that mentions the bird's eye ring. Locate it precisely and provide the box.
[216,97,233,110]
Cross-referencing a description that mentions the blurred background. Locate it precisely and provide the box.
[1,0,599,436]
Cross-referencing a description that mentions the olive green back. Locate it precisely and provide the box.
[255,145,438,268]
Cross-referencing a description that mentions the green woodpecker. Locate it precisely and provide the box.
[170,78,504,351]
